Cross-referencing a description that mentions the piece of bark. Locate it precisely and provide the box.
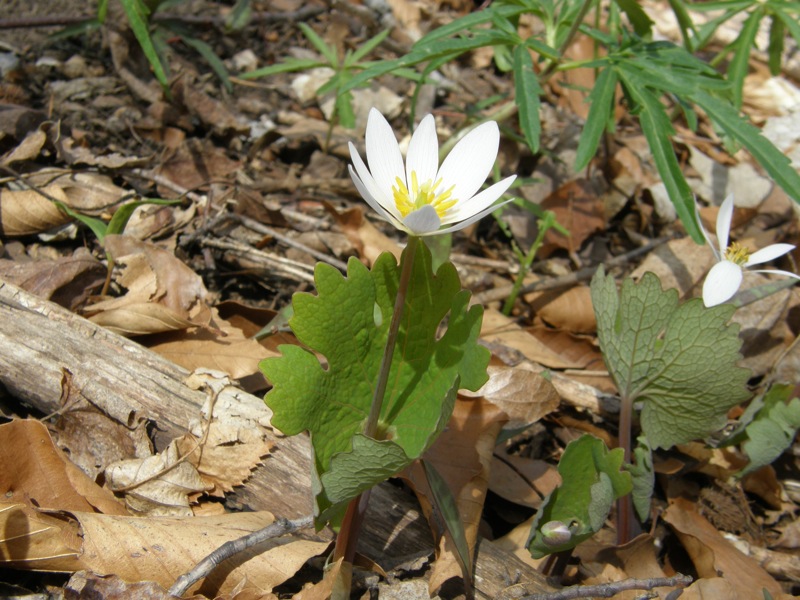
[0,278,553,596]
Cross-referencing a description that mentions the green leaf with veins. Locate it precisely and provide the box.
[737,384,800,476]
[260,244,489,525]
[527,435,631,558]
[591,266,751,450]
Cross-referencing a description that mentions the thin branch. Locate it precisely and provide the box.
[475,235,674,305]
[524,573,693,600]
[169,514,315,597]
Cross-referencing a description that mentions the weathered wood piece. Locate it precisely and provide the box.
[0,278,553,597]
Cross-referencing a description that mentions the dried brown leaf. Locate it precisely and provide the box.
[525,285,597,334]
[324,202,401,265]
[0,248,104,308]
[0,185,71,236]
[0,502,84,571]
[0,419,128,515]
[664,498,784,599]
[539,179,606,257]
[488,453,559,508]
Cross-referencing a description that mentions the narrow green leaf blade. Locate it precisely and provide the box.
[692,89,800,206]
[119,0,169,91]
[726,9,761,109]
[422,459,472,579]
[513,44,542,153]
[575,66,617,171]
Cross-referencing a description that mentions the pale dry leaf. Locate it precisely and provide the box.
[57,136,150,168]
[29,508,325,597]
[525,285,597,333]
[465,365,559,428]
[105,442,209,516]
[0,185,71,236]
[480,309,587,369]
[0,502,84,571]
[492,517,549,570]
[89,302,197,336]
[65,571,195,600]
[324,202,401,265]
[147,310,278,384]
[539,179,606,257]
[24,171,128,214]
[0,419,128,516]
[1,128,48,164]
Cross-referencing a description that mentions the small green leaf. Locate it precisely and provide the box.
[56,202,108,242]
[527,435,632,558]
[119,0,169,91]
[767,15,785,76]
[240,58,326,79]
[726,8,762,109]
[738,384,800,476]
[261,244,489,525]
[614,0,654,37]
[591,267,751,450]
[349,29,391,65]
[513,44,542,153]
[619,73,701,242]
[225,0,251,32]
[179,34,231,92]
[575,66,617,171]
[298,22,338,66]
[626,435,654,522]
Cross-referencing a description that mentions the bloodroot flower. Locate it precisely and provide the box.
[700,194,800,307]
[348,108,516,236]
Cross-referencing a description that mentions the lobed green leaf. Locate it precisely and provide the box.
[591,267,751,450]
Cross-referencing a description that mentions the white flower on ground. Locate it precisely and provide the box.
[700,194,800,307]
[348,108,516,236]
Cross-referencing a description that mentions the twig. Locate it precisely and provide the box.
[169,514,315,597]
[523,574,693,600]
[233,213,348,272]
[474,236,673,305]
[201,237,316,283]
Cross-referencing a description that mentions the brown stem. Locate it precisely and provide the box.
[616,394,633,545]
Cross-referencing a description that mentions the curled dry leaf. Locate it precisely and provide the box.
[324,202,401,265]
[525,285,597,334]
[25,170,128,214]
[175,370,275,495]
[0,502,84,571]
[87,235,211,335]
[488,453,560,509]
[0,248,105,309]
[105,442,209,517]
[0,419,128,516]
[0,185,72,236]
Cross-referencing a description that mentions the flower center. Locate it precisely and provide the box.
[723,241,751,266]
[392,171,457,218]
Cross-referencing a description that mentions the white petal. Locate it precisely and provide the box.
[745,243,795,266]
[436,121,500,206]
[348,165,407,231]
[441,175,516,224]
[695,200,720,261]
[365,108,406,203]
[715,194,734,251]
[702,260,743,307]
[748,268,800,281]
[349,142,398,219]
[432,197,515,236]
[405,114,439,191]
[403,204,441,234]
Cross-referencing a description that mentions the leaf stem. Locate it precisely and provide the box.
[616,393,633,545]
[363,236,419,438]
[332,237,419,566]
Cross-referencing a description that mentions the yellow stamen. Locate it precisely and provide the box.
[724,241,751,266]
[392,170,457,218]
